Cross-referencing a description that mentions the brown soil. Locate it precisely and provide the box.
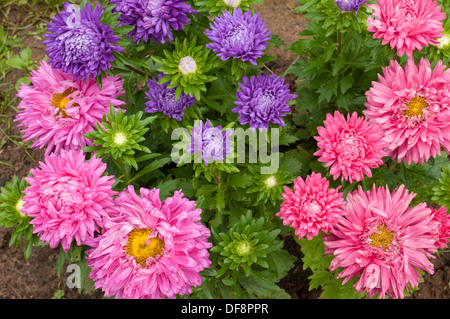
[0,0,449,299]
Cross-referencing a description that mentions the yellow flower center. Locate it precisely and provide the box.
[369,225,394,251]
[403,96,428,118]
[125,228,165,267]
[51,88,76,118]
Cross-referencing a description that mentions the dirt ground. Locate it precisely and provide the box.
[0,0,449,299]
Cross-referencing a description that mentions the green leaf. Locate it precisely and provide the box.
[340,73,355,94]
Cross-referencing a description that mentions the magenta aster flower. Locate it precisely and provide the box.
[276,172,345,241]
[324,184,438,299]
[43,2,122,79]
[144,73,196,121]
[364,57,450,165]
[367,0,446,57]
[314,111,387,183]
[110,0,197,44]
[232,74,297,131]
[86,185,212,299]
[15,60,125,156]
[205,8,272,65]
[430,206,450,249]
[22,150,117,252]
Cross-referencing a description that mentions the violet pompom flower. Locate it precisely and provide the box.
[110,0,197,44]
[335,0,367,14]
[86,185,212,299]
[43,2,122,80]
[232,74,297,131]
[188,120,233,165]
[144,73,196,121]
[205,8,272,65]
[22,150,117,252]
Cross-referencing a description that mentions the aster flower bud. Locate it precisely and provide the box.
[224,0,242,7]
[178,56,198,75]
[0,176,29,228]
[83,105,154,170]
[211,211,285,277]
[436,33,450,49]
[152,37,218,100]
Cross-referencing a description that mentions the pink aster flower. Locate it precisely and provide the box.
[22,150,117,252]
[364,57,450,165]
[276,172,345,240]
[430,206,450,249]
[367,0,446,57]
[86,185,212,299]
[15,60,125,155]
[324,184,438,299]
[314,111,388,183]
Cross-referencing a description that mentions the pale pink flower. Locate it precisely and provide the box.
[22,150,117,252]
[86,185,212,299]
[324,184,437,299]
[15,60,124,155]
[364,57,450,165]
[430,206,450,249]
[314,111,387,183]
[367,0,446,57]
[276,172,345,240]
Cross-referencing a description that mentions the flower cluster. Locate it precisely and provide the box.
[4,0,450,302]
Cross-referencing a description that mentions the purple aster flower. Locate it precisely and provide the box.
[205,8,272,65]
[188,120,233,165]
[232,74,297,131]
[334,0,367,14]
[144,73,196,121]
[110,0,197,44]
[43,2,122,80]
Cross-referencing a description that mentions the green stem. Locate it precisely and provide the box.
[337,29,342,55]
[211,166,221,185]
[112,156,130,184]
